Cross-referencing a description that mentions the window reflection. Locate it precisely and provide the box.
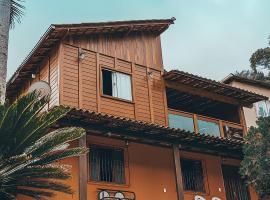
[168,114,194,132]
[198,119,220,137]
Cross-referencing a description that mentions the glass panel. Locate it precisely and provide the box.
[198,119,220,137]
[112,72,132,101]
[168,113,194,132]
[255,101,268,117]
[102,69,132,101]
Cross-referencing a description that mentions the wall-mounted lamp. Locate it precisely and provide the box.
[31,74,36,79]
[79,52,85,60]
[147,71,153,79]
[125,140,129,146]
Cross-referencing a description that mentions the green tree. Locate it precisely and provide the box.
[236,37,270,82]
[240,117,270,199]
[0,0,25,103]
[250,37,270,73]
[0,92,87,199]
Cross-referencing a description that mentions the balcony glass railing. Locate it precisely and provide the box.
[168,113,194,132]
[168,109,245,139]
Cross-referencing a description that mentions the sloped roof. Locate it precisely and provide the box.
[58,108,244,159]
[7,18,175,98]
[164,70,268,106]
[222,73,270,89]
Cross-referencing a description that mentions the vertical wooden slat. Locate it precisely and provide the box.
[78,48,82,109]
[147,68,154,123]
[161,70,169,126]
[96,52,101,112]
[79,135,87,200]
[173,144,184,200]
[238,106,247,134]
[131,63,137,119]
[58,43,64,105]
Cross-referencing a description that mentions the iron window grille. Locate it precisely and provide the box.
[181,158,205,192]
[89,145,125,184]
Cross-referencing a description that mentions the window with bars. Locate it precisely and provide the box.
[222,165,250,200]
[181,158,205,192]
[89,145,125,184]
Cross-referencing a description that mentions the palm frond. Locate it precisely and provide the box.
[0,91,87,199]
[10,0,25,28]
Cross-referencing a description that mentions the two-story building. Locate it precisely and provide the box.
[7,19,267,200]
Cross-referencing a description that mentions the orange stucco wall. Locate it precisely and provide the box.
[18,135,258,200]
[229,81,270,129]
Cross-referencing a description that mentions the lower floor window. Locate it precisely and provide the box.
[181,158,205,192]
[222,165,250,200]
[89,145,125,184]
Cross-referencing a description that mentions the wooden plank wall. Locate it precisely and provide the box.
[66,32,163,71]
[16,47,60,108]
[60,43,167,125]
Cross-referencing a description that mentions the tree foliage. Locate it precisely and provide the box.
[0,92,87,200]
[240,117,270,199]
[237,36,270,82]
[10,0,25,28]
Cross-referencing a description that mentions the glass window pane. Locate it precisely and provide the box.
[255,101,268,117]
[113,72,132,101]
[168,114,194,132]
[198,119,220,137]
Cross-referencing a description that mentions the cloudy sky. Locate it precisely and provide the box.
[7,0,270,80]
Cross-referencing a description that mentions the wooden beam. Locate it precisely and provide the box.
[238,106,248,134]
[173,144,184,200]
[165,80,242,106]
[79,135,87,200]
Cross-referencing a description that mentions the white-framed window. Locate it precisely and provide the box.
[102,69,132,101]
[254,100,270,117]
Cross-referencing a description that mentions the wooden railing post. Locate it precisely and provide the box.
[173,144,184,200]
[79,135,87,200]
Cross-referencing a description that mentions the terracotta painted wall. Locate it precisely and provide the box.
[228,81,270,128]
[40,135,249,200]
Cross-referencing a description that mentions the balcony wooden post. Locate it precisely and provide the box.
[238,106,247,134]
[79,135,87,200]
[193,114,199,134]
[173,144,184,200]
[219,120,225,138]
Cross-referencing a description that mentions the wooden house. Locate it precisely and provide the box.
[7,18,267,200]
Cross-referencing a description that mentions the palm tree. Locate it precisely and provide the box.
[0,91,87,199]
[0,0,25,104]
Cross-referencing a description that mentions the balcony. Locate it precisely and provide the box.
[168,109,244,139]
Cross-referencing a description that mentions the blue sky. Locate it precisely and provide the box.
[7,0,270,80]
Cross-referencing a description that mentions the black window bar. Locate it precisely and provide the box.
[90,145,125,184]
[181,158,205,192]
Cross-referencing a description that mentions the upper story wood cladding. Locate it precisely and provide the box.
[7,18,175,99]
[6,19,267,130]
[60,44,167,125]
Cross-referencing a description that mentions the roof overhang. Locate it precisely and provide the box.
[7,18,175,98]
[57,108,244,159]
[222,73,270,89]
[164,70,268,107]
